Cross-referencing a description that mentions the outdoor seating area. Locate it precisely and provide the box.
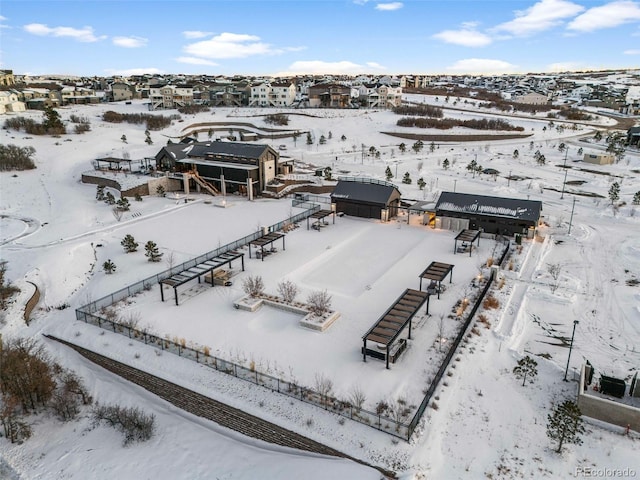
[419,261,454,300]
[454,229,481,256]
[249,231,286,261]
[307,209,335,231]
[160,250,245,305]
[362,288,430,369]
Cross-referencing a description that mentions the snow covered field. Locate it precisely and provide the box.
[1,97,639,479]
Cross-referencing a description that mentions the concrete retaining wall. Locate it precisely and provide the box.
[577,365,640,432]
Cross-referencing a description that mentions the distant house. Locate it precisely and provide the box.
[149,84,194,110]
[307,83,352,108]
[513,92,549,105]
[155,141,280,195]
[583,153,615,165]
[331,178,401,221]
[249,81,296,107]
[435,191,542,236]
[627,126,640,147]
[0,91,26,114]
[111,83,135,102]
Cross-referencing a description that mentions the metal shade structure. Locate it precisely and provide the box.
[307,209,336,231]
[160,251,245,305]
[454,229,481,257]
[362,288,430,369]
[419,261,454,300]
[249,231,286,261]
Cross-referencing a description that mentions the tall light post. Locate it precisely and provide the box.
[564,320,579,381]
[560,147,569,199]
[568,197,577,235]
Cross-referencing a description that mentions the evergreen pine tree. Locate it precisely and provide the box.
[442,158,450,170]
[116,197,130,211]
[398,143,406,154]
[546,400,585,453]
[145,241,163,262]
[96,185,105,201]
[104,192,116,205]
[103,259,116,274]
[633,191,640,206]
[513,355,538,386]
[319,135,326,145]
[43,106,65,134]
[385,166,393,181]
[417,177,426,190]
[121,234,139,253]
[608,182,620,205]
[402,172,412,184]
[306,132,313,145]
[121,134,127,143]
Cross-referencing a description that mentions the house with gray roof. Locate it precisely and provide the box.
[331,177,401,221]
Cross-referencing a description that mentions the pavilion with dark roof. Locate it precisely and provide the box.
[331,177,401,221]
[435,191,542,236]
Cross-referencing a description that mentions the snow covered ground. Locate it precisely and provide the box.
[1,98,639,479]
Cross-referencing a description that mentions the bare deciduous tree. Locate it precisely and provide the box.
[314,373,334,406]
[348,384,366,410]
[242,275,265,297]
[547,263,562,293]
[277,280,298,303]
[307,290,332,316]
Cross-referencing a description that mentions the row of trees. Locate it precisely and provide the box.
[397,117,524,132]
[102,111,178,130]
[0,336,156,446]
[0,144,36,171]
[4,106,65,135]
[102,235,163,274]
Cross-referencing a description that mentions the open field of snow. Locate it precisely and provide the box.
[1,98,639,479]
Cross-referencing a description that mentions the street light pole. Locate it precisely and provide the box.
[560,147,569,199]
[568,197,576,234]
[564,320,579,381]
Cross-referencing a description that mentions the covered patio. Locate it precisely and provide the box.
[362,288,430,369]
[307,209,336,231]
[160,251,245,305]
[419,261,454,300]
[454,229,481,257]
[249,231,286,261]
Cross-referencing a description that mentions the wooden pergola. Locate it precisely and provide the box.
[419,261,454,300]
[454,229,481,257]
[362,288,430,369]
[307,210,335,231]
[249,232,286,261]
[160,251,244,305]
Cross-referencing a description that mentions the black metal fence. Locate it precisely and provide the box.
[75,205,320,318]
[74,201,502,442]
[407,268,496,437]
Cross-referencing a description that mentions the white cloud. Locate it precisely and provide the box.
[433,27,492,47]
[546,61,588,72]
[492,0,584,36]
[366,62,386,69]
[176,56,219,66]
[624,49,640,54]
[279,60,382,75]
[112,36,147,48]
[104,67,164,76]
[182,30,213,39]
[184,32,277,59]
[446,58,518,74]
[567,1,640,32]
[375,2,403,11]
[23,23,106,42]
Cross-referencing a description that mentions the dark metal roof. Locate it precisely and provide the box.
[331,179,401,207]
[363,288,429,346]
[455,229,481,243]
[435,191,542,222]
[419,262,454,282]
[157,141,273,163]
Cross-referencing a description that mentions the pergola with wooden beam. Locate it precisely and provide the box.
[419,261,454,300]
[249,231,286,261]
[307,209,335,231]
[454,229,481,257]
[362,288,430,369]
[160,251,244,305]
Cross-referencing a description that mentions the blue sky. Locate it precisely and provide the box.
[1,0,639,77]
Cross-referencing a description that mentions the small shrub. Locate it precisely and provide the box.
[483,295,500,309]
[431,402,439,410]
[91,403,156,446]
